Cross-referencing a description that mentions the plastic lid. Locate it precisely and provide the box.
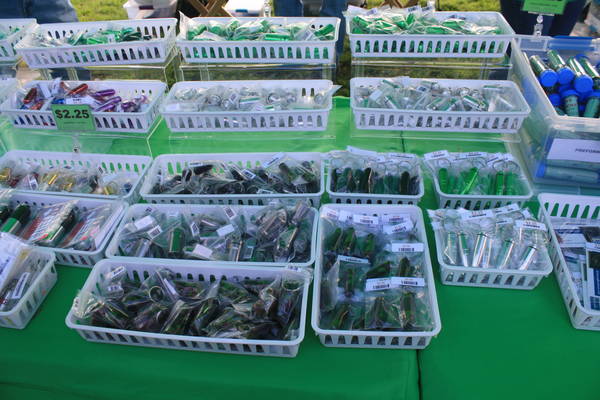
[548,93,561,106]
[574,75,593,94]
[536,162,546,178]
[591,90,600,99]
[557,67,575,85]
[562,89,579,99]
[576,53,590,61]
[539,70,558,88]
[558,84,573,95]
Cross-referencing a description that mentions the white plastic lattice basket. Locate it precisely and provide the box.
[0,247,56,329]
[433,229,552,289]
[105,203,318,268]
[177,17,339,64]
[0,80,166,133]
[65,259,310,357]
[348,11,514,58]
[0,19,36,62]
[15,18,176,68]
[162,80,333,132]
[538,193,600,330]
[9,193,127,268]
[0,78,17,109]
[0,150,152,204]
[140,152,325,206]
[351,77,530,133]
[311,204,441,349]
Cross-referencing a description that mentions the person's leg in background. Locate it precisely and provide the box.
[320,0,348,55]
[275,0,304,16]
[500,0,554,35]
[0,0,78,22]
[0,0,27,19]
[549,0,587,36]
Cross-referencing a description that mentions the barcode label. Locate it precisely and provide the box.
[189,222,200,237]
[388,153,416,160]
[365,277,393,292]
[241,169,256,180]
[217,224,235,237]
[223,206,236,220]
[516,220,546,232]
[391,242,424,253]
[147,225,163,239]
[10,272,30,300]
[28,175,38,190]
[262,152,285,168]
[460,209,494,220]
[337,255,370,264]
[493,204,520,215]
[424,150,449,160]
[338,210,352,223]
[352,214,379,226]
[381,213,411,224]
[321,207,339,220]
[392,277,426,287]
[383,221,414,235]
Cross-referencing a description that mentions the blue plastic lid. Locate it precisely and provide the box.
[557,67,575,85]
[579,104,586,113]
[558,84,573,95]
[539,70,558,88]
[576,53,590,61]
[548,93,561,106]
[591,90,600,99]
[562,89,579,99]
[574,75,594,93]
[536,162,546,178]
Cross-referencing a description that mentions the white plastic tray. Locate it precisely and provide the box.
[433,229,552,289]
[140,152,325,205]
[10,192,127,268]
[162,80,333,132]
[0,150,151,204]
[15,18,176,68]
[0,247,56,329]
[351,77,530,133]
[0,78,17,109]
[0,80,166,133]
[105,203,318,268]
[538,193,600,330]
[65,259,310,357]
[0,19,36,62]
[311,204,441,349]
[177,17,339,64]
[348,11,514,58]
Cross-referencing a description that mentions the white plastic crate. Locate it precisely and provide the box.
[15,18,176,68]
[538,193,600,330]
[311,204,441,349]
[0,78,17,108]
[177,17,339,64]
[348,11,514,59]
[433,229,552,289]
[0,248,56,329]
[350,77,530,133]
[140,152,325,206]
[105,203,319,268]
[0,80,166,133]
[9,192,127,268]
[0,19,36,62]
[65,259,310,357]
[162,80,333,132]
[0,150,151,204]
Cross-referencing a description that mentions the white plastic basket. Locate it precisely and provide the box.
[538,193,600,330]
[15,18,176,68]
[0,80,166,133]
[0,248,56,329]
[0,19,36,62]
[140,152,325,206]
[0,150,152,204]
[9,192,127,268]
[350,77,530,133]
[162,80,333,132]
[433,229,552,289]
[311,204,441,349]
[0,78,17,108]
[105,203,319,268]
[65,259,310,357]
[348,11,514,59]
[177,17,339,64]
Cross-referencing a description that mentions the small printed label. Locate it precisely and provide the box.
[347,146,378,157]
[243,243,255,259]
[147,225,163,239]
[586,242,600,252]
[65,97,96,106]
[104,266,126,281]
[383,221,414,235]
[321,207,339,220]
[391,242,424,253]
[547,138,600,163]
[463,151,486,159]
[105,284,122,294]
[392,276,426,287]
[381,213,411,224]
[10,272,30,300]
[28,174,38,190]
[192,244,213,259]
[241,169,256,180]
[217,224,235,237]
[493,204,520,215]
[516,220,547,232]
[223,206,236,220]
[388,153,417,160]
[256,189,275,194]
[459,209,494,220]
[352,214,379,226]
[424,150,450,161]
[496,218,512,226]
[337,255,370,264]
[365,277,393,292]
[134,215,155,231]
[189,222,200,237]
[338,210,352,223]
[166,211,180,219]
[262,152,285,168]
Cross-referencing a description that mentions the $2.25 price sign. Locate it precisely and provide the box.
[51,104,96,131]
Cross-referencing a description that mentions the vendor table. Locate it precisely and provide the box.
[0,99,597,400]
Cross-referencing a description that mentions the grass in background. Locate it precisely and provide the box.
[72,0,126,21]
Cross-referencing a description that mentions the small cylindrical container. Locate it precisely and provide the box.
[576,54,600,89]
[547,50,575,85]
[583,91,600,118]
[566,57,594,94]
[530,55,558,88]
[561,89,580,117]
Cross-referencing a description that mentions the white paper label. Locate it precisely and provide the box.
[338,210,352,223]
[346,146,378,157]
[352,214,379,226]
[383,221,413,234]
[105,284,122,294]
[223,206,236,220]
[321,207,339,220]
[515,220,547,232]
[365,277,393,291]
[241,169,256,180]
[256,189,274,194]
[493,204,520,215]
[337,255,370,264]
[459,209,494,220]
[381,213,412,224]
[217,224,235,237]
[28,174,38,190]
[262,152,285,168]
[424,150,450,161]
[10,272,30,300]
[460,151,486,159]
[189,222,200,237]
[388,153,417,160]
[547,138,600,163]
[192,244,213,259]
[104,266,126,281]
[391,242,424,253]
[392,276,426,287]
[134,215,155,231]
[65,96,96,106]
[147,225,163,239]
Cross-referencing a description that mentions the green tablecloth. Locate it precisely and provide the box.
[0,99,595,400]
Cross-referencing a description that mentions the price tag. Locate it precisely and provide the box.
[522,0,566,15]
[51,104,95,131]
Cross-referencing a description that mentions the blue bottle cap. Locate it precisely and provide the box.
[576,53,590,62]
[557,67,575,85]
[579,104,586,113]
[574,75,593,94]
[539,70,558,88]
[558,84,573,95]
[579,90,592,103]
[548,93,561,106]
[591,91,600,99]
[536,162,546,178]
[562,89,579,99]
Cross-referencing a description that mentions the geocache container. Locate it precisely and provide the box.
[161,80,334,132]
[511,36,600,189]
[0,80,166,133]
[0,150,152,204]
[0,247,56,329]
[538,192,600,330]
[311,204,441,349]
[348,11,514,59]
[0,19,36,62]
[139,152,325,206]
[14,18,177,68]
[177,17,339,64]
[105,203,319,268]
[350,77,530,133]
[65,259,311,357]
